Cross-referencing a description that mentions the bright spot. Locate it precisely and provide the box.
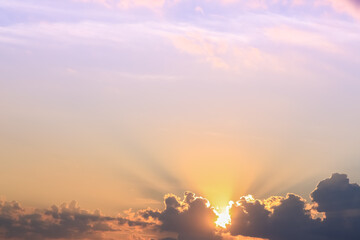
[215,201,233,228]
[243,194,255,202]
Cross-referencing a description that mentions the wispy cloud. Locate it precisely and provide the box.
[324,0,360,20]
[74,0,180,11]
[265,25,339,52]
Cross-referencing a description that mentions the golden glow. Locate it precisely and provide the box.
[214,201,233,228]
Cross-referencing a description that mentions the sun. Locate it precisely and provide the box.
[214,201,233,228]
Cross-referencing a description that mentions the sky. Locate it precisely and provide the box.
[1,0,360,239]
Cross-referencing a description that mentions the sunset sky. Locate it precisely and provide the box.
[1,1,360,239]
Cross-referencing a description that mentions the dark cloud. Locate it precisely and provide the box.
[311,173,360,212]
[141,192,221,240]
[229,194,322,240]
[1,173,360,240]
[229,173,360,240]
[0,200,116,240]
[310,173,360,240]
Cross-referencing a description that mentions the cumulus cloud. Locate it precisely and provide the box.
[310,173,360,240]
[229,194,323,240]
[141,192,221,240]
[1,173,360,239]
[0,200,117,239]
[228,173,360,240]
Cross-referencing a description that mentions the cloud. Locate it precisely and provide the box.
[10,0,360,21]
[229,194,322,240]
[325,0,360,20]
[141,192,222,240]
[1,173,360,239]
[0,200,117,239]
[170,32,230,69]
[228,173,360,240]
[310,173,360,240]
[265,26,339,53]
[74,0,179,11]
[311,173,360,213]
[71,0,314,13]
[168,30,281,71]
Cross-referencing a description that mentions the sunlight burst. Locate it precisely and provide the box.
[214,201,233,228]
